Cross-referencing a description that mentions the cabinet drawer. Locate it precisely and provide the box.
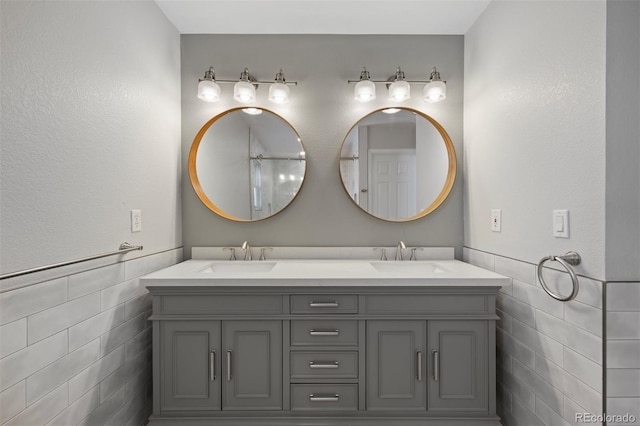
[290,295,358,314]
[291,321,358,346]
[290,352,358,380]
[364,294,489,315]
[291,384,358,411]
[159,295,284,315]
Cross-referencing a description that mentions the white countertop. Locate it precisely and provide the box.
[142,259,509,288]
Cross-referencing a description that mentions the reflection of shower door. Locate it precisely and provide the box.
[369,149,416,220]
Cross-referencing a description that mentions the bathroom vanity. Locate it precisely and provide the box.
[142,254,508,425]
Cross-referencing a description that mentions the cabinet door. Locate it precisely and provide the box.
[366,320,426,410]
[428,321,488,412]
[223,320,282,410]
[160,321,221,412]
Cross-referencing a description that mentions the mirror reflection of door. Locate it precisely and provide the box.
[369,149,417,220]
[339,108,456,222]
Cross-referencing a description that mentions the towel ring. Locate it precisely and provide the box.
[536,251,581,301]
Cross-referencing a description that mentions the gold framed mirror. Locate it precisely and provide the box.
[339,107,456,222]
[189,107,306,222]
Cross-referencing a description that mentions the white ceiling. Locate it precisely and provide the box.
[154,0,491,35]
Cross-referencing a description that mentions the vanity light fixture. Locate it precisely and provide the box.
[388,67,411,102]
[423,67,447,103]
[197,66,298,105]
[268,69,291,104]
[354,67,376,102]
[233,68,256,104]
[197,67,222,102]
[347,66,447,103]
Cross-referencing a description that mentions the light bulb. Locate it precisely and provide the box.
[388,80,410,102]
[354,79,376,102]
[424,80,446,102]
[234,81,255,103]
[197,80,221,102]
[242,108,262,115]
[269,82,290,104]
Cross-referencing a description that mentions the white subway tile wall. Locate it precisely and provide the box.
[464,248,605,426]
[606,282,640,426]
[0,248,182,426]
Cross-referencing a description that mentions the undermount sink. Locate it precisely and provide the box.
[200,261,277,273]
[369,261,447,273]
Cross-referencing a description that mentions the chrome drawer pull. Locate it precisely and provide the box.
[417,351,422,382]
[309,361,340,369]
[309,301,339,308]
[309,329,340,336]
[210,350,216,381]
[309,393,340,402]
[432,350,439,382]
[227,350,233,382]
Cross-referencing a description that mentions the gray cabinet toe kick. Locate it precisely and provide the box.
[148,288,500,426]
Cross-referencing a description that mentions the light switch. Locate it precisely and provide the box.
[553,210,569,238]
[491,209,502,232]
[131,210,142,232]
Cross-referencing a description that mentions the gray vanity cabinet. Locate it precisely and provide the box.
[428,320,488,412]
[366,320,427,410]
[160,321,221,412]
[147,286,501,426]
[158,319,282,414]
[222,320,283,410]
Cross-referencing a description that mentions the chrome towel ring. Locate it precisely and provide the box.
[536,251,581,301]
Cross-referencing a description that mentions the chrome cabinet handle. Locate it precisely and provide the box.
[309,393,340,402]
[417,351,422,381]
[210,350,216,381]
[226,350,232,382]
[309,301,339,308]
[309,329,340,336]
[309,361,340,369]
[432,350,439,382]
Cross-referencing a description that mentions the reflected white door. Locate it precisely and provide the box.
[369,149,417,220]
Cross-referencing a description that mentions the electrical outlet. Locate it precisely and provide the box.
[491,209,502,232]
[131,210,142,232]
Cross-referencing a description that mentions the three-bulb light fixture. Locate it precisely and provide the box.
[349,66,446,103]
[197,67,297,105]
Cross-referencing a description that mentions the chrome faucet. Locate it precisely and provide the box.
[241,241,252,261]
[395,241,406,261]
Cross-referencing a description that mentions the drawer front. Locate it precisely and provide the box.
[290,295,358,314]
[364,294,489,315]
[159,295,284,315]
[291,321,358,346]
[290,352,358,380]
[291,384,358,411]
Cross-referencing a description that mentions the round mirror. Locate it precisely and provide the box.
[189,107,306,221]
[339,107,456,222]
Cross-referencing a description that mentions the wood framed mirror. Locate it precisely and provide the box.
[339,107,456,222]
[189,107,306,221]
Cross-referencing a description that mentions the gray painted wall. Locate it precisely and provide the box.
[0,0,182,275]
[181,35,464,258]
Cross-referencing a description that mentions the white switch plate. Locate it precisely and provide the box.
[491,209,502,232]
[553,209,569,238]
[131,210,142,232]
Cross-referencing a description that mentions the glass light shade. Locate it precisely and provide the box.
[233,80,256,104]
[423,80,447,103]
[197,80,221,102]
[268,82,290,104]
[354,79,376,102]
[388,80,410,102]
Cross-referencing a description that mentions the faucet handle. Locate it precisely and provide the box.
[373,247,387,261]
[259,247,273,261]
[409,247,423,261]
[223,247,237,261]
